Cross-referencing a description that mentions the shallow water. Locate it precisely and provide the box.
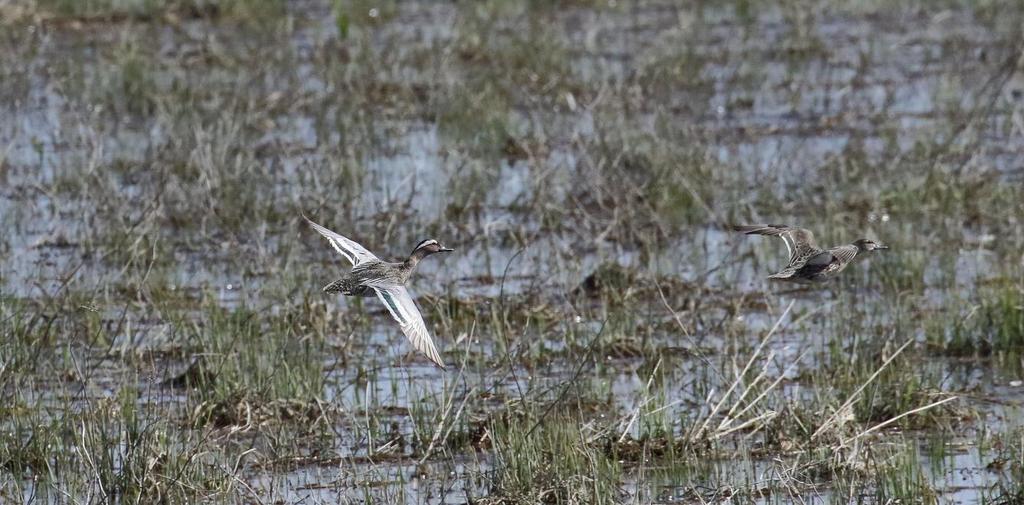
[3,0,1024,503]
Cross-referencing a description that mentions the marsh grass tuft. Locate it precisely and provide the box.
[485,414,623,505]
[927,281,1024,369]
[182,303,326,428]
[0,385,232,502]
[31,0,286,22]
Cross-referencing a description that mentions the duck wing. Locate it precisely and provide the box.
[373,285,446,370]
[826,244,859,265]
[304,215,379,266]
[780,245,858,279]
[734,224,823,268]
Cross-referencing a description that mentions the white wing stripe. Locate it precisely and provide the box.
[779,232,794,259]
[304,216,379,266]
[326,236,356,264]
[373,286,446,369]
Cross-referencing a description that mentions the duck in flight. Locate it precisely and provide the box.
[304,215,453,369]
[734,224,888,284]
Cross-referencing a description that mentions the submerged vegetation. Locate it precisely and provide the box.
[2,0,1024,502]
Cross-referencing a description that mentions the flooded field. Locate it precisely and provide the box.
[2,0,1024,503]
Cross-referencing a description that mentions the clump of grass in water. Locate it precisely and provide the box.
[332,0,398,37]
[0,393,233,501]
[436,2,576,159]
[821,336,957,432]
[927,281,1024,367]
[34,0,162,18]
[0,298,51,380]
[983,426,1024,502]
[977,282,1024,356]
[484,414,623,504]
[827,439,937,502]
[437,83,514,160]
[33,0,286,21]
[870,442,936,503]
[868,243,928,294]
[182,302,326,428]
[577,128,739,235]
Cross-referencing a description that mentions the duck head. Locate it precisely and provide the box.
[408,239,454,263]
[853,238,888,252]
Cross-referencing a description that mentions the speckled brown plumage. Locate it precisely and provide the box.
[305,215,453,369]
[734,224,888,284]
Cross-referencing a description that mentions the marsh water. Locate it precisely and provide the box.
[2,1,1024,503]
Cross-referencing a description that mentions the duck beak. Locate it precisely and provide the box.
[439,247,454,253]
[875,243,889,250]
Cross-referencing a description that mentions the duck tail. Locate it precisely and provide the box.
[323,279,346,293]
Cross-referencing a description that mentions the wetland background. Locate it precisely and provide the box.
[2,0,1024,503]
